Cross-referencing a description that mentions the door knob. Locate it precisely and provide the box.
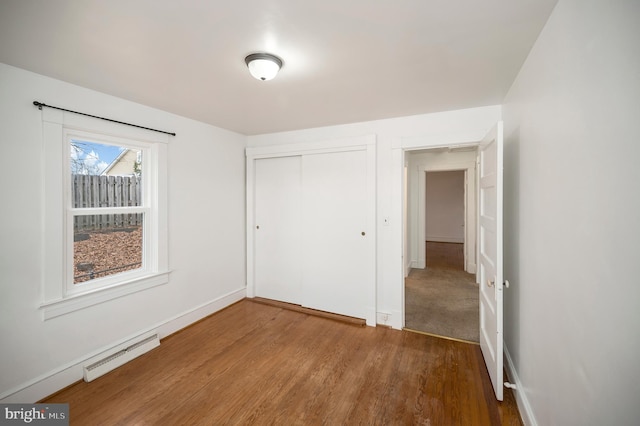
[361,231,366,236]
[487,279,495,287]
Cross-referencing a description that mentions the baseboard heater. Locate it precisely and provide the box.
[83,332,160,382]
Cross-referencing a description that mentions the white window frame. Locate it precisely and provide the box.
[65,130,152,295]
[40,108,169,320]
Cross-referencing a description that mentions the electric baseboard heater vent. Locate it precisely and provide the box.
[83,333,160,382]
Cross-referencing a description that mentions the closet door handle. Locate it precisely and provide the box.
[361,231,366,236]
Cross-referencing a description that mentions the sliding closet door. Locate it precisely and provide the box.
[301,149,372,319]
[254,156,302,304]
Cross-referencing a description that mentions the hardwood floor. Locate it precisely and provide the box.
[426,241,465,270]
[43,300,521,425]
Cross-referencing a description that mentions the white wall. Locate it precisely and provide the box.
[425,171,465,243]
[0,63,247,402]
[248,105,500,329]
[502,1,640,424]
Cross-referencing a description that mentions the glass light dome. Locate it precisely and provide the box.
[245,53,283,81]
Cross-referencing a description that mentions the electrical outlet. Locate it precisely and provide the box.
[377,312,391,325]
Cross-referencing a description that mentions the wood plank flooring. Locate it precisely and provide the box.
[426,241,465,270]
[251,296,367,326]
[43,300,522,425]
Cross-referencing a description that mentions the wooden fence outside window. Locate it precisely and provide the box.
[72,174,142,231]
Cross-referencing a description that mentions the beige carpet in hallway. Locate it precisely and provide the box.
[405,242,479,342]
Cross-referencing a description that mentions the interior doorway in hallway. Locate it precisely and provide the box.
[403,147,479,342]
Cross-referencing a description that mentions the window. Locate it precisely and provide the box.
[40,110,168,319]
[67,136,146,292]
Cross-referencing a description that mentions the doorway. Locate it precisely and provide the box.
[425,170,466,264]
[403,147,480,342]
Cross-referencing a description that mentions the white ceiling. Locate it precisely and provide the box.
[0,0,557,135]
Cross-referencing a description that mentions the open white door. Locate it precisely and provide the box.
[478,121,504,401]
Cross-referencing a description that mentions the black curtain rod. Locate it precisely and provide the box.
[33,101,176,136]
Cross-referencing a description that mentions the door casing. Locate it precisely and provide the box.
[417,161,477,274]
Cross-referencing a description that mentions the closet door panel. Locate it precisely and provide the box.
[254,156,303,304]
[301,150,370,319]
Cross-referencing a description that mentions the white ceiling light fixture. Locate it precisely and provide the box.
[245,53,283,81]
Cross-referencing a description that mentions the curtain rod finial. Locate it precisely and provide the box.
[33,101,44,110]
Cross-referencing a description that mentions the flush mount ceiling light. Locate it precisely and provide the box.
[245,53,283,81]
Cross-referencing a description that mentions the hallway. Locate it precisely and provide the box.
[405,242,479,342]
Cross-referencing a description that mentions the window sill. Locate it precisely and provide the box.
[40,271,170,320]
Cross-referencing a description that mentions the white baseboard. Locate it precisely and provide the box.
[389,309,402,330]
[410,260,426,269]
[426,236,464,243]
[466,262,477,274]
[157,288,245,339]
[365,307,376,327]
[0,287,246,403]
[504,344,537,426]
